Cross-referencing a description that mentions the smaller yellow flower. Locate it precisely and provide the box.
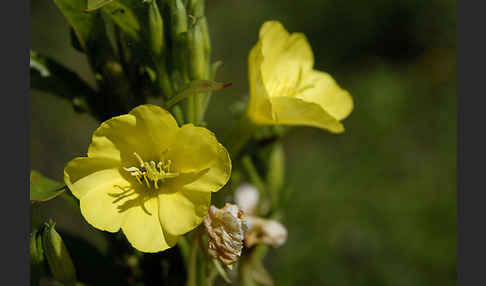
[248,21,353,132]
[64,105,231,253]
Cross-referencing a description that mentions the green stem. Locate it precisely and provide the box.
[185,233,199,286]
[226,114,257,157]
[239,254,257,286]
[241,155,269,214]
[186,96,196,124]
[194,93,201,125]
[177,236,190,266]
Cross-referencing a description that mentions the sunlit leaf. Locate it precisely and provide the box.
[53,0,99,51]
[30,170,66,203]
[84,0,114,12]
[102,1,141,40]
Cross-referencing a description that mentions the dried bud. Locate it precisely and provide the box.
[234,183,259,215]
[203,204,247,269]
[245,216,287,248]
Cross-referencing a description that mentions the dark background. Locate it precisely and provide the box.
[30,0,457,285]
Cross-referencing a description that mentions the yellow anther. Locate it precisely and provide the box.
[124,152,180,190]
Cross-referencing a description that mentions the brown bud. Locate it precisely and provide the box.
[203,204,247,269]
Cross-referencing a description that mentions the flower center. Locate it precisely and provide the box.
[123,152,179,189]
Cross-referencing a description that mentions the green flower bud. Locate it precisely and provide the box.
[30,228,47,285]
[148,0,164,58]
[169,0,188,36]
[42,221,77,286]
[188,18,207,80]
[168,0,189,80]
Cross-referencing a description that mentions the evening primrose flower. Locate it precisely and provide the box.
[248,21,353,132]
[64,105,231,253]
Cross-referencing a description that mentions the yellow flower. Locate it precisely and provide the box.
[64,105,231,252]
[248,21,353,132]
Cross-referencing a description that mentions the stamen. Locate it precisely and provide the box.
[124,152,179,190]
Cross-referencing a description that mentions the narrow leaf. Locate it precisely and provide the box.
[30,170,66,203]
[165,80,232,108]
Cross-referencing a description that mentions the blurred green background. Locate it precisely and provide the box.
[30,0,456,285]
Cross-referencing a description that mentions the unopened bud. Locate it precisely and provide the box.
[234,183,259,216]
[42,221,77,286]
[148,0,164,58]
[245,216,287,248]
[188,18,208,80]
[168,0,189,79]
[203,204,247,269]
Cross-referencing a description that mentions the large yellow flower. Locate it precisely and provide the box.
[64,105,231,252]
[248,21,353,132]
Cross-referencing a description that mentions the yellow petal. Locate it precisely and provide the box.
[247,42,274,124]
[166,142,231,193]
[121,196,178,253]
[158,190,210,236]
[167,124,221,173]
[259,21,314,96]
[129,104,179,153]
[297,70,353,121]
[78,172,135,232]
[64,157,121,199]
[88,104,178,163]
[270,96,344,133]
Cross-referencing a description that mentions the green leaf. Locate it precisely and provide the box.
[102,1,142,41]
[84,0,114,12]
[165,80,232,108]
[30,51,95,112]
[30,170,66,203]
[83,0,142,41]
[53,0,99,51]
[53,0,113,69]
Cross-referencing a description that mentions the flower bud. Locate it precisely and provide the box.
[188,18,208,80]
[30,228,47,285]
[234,183,259,216]
[168,0,189,78]
[245,216,287,248]
[148,0,164,58]
[187,0,210,81]
[203,204,247,269]
[41,221,77,286]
